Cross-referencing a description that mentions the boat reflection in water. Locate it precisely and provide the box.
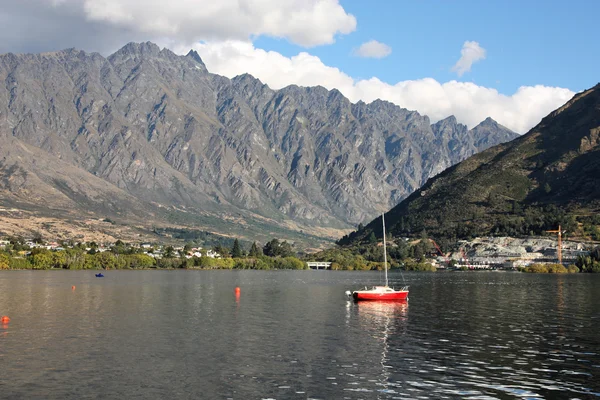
[355,300,409,339]
[351,300,409,396]
[356,300,408,322]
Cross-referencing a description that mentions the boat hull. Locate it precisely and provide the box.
[352,290,408,301]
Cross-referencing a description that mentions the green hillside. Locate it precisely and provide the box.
[340,83,600,249]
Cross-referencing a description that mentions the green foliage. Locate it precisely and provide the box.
[164,246,176,258]
[523,263,577,273]
[248,242,262,257]
[0,253,9,270]
[9,257,31,269]
[581,215,600,240]
[367,232,377,244]
[30,251,53,269]
[273,257,306,270]
[567,264,580,273]
[576,248,600,273]
[403,259,437,271]
[156,257,187,269]
[231,239,243,258]
[263,239,294,257]
[124,254,156,269]
[213,245,230,258]
[93,252,121,270]
[189,256,235,269]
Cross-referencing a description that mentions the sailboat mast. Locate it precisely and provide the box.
[382,213,388,287]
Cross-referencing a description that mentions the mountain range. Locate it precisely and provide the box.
[342,83,600,247]
[0,42,517,245]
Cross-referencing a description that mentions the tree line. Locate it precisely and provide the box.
[0,238,305,270]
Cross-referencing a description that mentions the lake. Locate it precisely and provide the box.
[1,270,599,399]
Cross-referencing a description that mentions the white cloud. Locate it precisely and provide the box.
[452,41,486,76]
[189,41,575,133]
[0,2,575,135]
[353,40,392,59]
[43,0,356,47]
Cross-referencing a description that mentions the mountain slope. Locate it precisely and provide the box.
[342,83,600,245]
[0,42,517,242]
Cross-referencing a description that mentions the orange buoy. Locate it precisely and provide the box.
[72,285,76,290]
[0,316,10,323]
[235,287,241,294]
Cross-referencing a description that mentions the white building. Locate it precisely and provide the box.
[307,261,331,270]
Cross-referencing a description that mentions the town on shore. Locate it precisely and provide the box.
[1,233,599,273]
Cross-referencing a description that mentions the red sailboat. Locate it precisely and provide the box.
[347,213,409,301]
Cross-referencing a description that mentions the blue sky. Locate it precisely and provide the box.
[255,0,599,94]
[2,0,597,132]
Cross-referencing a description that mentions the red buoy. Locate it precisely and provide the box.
[0,316,10,323]
[235,287,241,294]
[72,285,76,290]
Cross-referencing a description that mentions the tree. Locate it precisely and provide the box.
[126,254,155,269]
[213,245,230,258]
[164,246,175,258]
[0,253,9,270]
[263,239,294,257]
[231,239,243,258]
[357,223,364,232]
[32,231,44,244]
[544,183,552,194]
[94,252,119,270]
[30,252,53,269]
[52,251,68,269]
[263,239,280,257]
[248,242,262,257]
[367,232,377,244]
[279,241,294,257]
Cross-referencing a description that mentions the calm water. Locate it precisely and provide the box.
[1,270,599,399]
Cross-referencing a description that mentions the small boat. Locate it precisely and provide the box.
[95,273,104,278]
[347,213,409,301]
[350,285,408,301]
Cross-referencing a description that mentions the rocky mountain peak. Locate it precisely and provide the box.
[118,41,161,57]
[186,49,205,66]
[432,115,461,130]
[476,116,499,128]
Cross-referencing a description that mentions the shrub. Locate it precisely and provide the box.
[524,263,569,273]
[9,257,31,269]
[567,264,580,273]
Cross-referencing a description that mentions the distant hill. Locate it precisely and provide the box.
[0,42,517,245]
[341,83,600,247]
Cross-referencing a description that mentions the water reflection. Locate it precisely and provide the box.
[0,271,599,399]
[356,300,408,321]
[354,301,409,396]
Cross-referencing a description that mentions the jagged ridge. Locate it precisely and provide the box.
[0,42,517,240]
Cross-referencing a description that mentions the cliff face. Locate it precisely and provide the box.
[0,42,518,240]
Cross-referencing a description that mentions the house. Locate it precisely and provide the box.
[206,249,221,258]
